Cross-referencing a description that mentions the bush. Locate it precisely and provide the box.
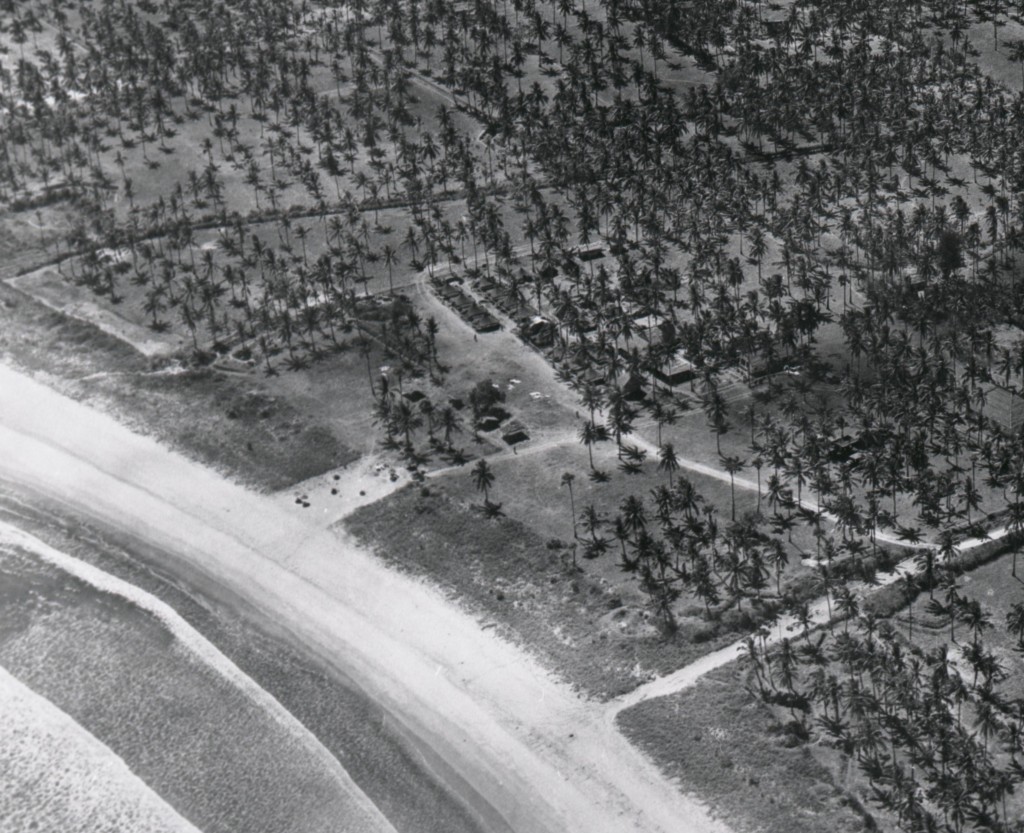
[468,378,505,417]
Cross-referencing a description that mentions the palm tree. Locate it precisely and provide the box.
[619,494,647,547]
[578,419,606,470]
[767,540,788,596]
[1007,602,1024,653]
[579,505,609,560]
[561,471,578,541]
[381,242,399,295]
[657,441,680,486]
[472,458,497,506]
[721,455,746,521]
[702,383,730,455]
[438,406,463,451]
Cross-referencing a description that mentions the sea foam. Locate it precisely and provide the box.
[0,664,202,833]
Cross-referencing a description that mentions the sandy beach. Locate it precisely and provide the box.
[0,362,728,833]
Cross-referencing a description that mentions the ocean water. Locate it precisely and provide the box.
[0,538,395,833]
[0,665,201,833]
[0,495,497,833]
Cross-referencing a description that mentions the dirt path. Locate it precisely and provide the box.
[606,516,1014,721]
[0,362,729,833]
[612,426,937,551]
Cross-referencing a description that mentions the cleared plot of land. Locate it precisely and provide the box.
[0,273,360,491]
[619,541,1024,833]
[896,547,1024,689]
[428,439,824,593]
[8,265,188,357]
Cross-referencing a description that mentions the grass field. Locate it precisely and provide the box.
[429,439,826,596]
[617,661,889,833]
[0,256,359,492]
[896,547,1024,690]
[344,482,745,699]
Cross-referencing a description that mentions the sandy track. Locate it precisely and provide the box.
[607,507,1014,719]
[0,363,728,833]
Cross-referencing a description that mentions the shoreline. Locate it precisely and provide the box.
[0,664,202,833]
[0,479,506,833]
[0,521,398,833]
[0,361,729,833]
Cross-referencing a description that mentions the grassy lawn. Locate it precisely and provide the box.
[343,482,744,700]
[432,439,830,604]
[896,547,1024,690]
[617,662,886,833]
[1,255,359,492]
[75,368,358,491]
[0,269,147,380]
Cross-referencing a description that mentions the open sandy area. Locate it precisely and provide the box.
[0,361,728,833]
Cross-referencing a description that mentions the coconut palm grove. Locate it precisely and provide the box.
[10,0,1024,831]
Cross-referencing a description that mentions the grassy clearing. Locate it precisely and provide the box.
[0,276,146,379]
[75,368,357,491]
[344,482,742,699]
[618,545,1024,833]
[432,439,823,593]
[617,662,883,833]
[1,256,359,491]
[894,547,1024,689]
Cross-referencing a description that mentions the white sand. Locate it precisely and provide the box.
[0,361,728,833]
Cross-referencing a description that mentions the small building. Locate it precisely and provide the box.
[471,313,501,333]
[502,420,530,446]
[745,354,787,383]
[827,435,857,463]
[525,316,556,347]
[633,315,663,344]
[478,415,502,432]
[762,9,789,38]
[622,373,646,402]
[653,351,696,386]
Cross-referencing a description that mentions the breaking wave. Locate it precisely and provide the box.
[0,522,396,833]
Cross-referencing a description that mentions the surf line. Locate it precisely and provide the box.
[0,519,397,833]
